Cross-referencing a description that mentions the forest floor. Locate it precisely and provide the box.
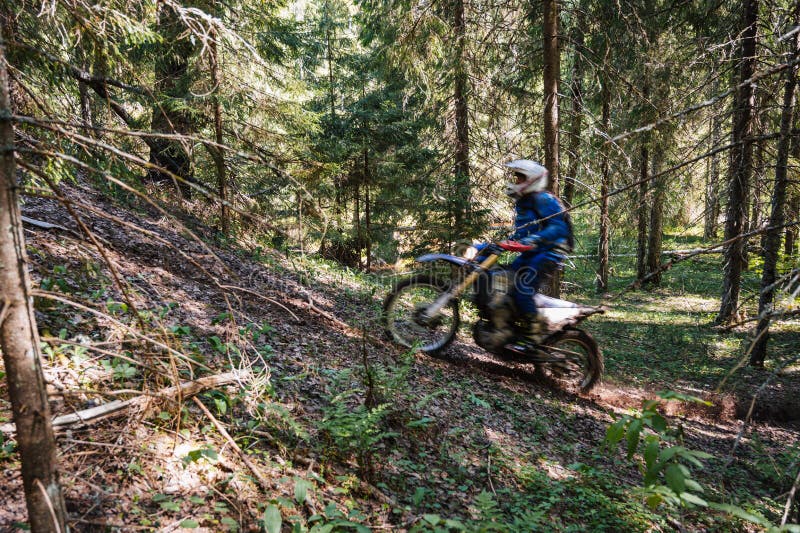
[1,181,799,532]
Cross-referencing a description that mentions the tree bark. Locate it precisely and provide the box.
[543,0,561,297]
[717,0,758,324]
[543,0,560,196]
[90,44,109,137]
[0,33,68,532]
[354,177,361,268]
[79,70,92,128]
[0,7,24,113]
[452,0,471,233]
[645,153,665,285]
[749,28,798,366]
[325,8,343,220]
[596,79,611,294]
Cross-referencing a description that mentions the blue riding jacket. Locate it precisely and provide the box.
[510,191,571,254]
[501,191,572,315]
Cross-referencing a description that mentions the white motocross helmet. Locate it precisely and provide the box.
[504,159,549,199]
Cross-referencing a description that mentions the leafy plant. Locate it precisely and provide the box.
[605,392,712,510]
[605,392,800,531]
[101,358,138,380]
[317,385,397,476]
[182,446,219,466]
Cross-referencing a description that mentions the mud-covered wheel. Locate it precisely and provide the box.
[539,328,603,393]
[383,275,460,354]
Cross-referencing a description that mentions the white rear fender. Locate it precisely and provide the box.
[534,294,604,326]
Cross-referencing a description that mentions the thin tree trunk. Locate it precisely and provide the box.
[787,193,799,256]
[0,34,68,532]
[543,0,562,296]
[543,0,561,297]
[597,79,611,294]
[354,179,361,268]
[637,133,650,281]
[325,10,342,219]
[717,0,758,324]
[364,149,371,271]
[645,154,665,285]
[79,68,92,127]
[210,24,228,234]
[785,114,799,256]
[0,9,24,113]
[543,0,560,196]
[704,102,722,239]
[747,103,767,267]
[453,0,471,232]
[750,28,798,366]
[564,17,584,208]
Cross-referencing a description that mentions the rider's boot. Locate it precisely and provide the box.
[505,312,547,353]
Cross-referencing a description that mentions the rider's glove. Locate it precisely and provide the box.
[519,235,541,249]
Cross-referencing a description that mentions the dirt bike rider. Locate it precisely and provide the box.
[475,159,573,347]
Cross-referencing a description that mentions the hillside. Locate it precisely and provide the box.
[1,182,799,532]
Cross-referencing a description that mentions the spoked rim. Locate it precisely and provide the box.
[541,335,599,393]
[384,280,459,353]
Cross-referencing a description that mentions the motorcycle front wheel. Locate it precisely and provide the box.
[540,328,603,393]
[383,275,460,354]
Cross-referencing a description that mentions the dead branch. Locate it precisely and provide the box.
[191,396,272,493]
[0,370,249,434]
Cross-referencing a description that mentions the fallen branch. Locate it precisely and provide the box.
[0,370,249,434]
[192,396,272,493]
[21,215,71,232]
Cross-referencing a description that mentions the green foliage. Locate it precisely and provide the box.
[181,446,219,466]
[100,358,138,381]
[604,392,799,530]
[605,393,712,510]
[0,433,16,460]
[317,384,397,469]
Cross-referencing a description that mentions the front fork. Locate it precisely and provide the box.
[420,254,500,323]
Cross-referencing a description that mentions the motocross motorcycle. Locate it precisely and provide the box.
[383,241,604,393]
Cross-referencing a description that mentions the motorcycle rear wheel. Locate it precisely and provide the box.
[383,275,460,354]
[539,328,603,393]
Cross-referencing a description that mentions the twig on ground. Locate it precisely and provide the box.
[192,396,272,493]
[487,453,496,496]
[782,468,800,526]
